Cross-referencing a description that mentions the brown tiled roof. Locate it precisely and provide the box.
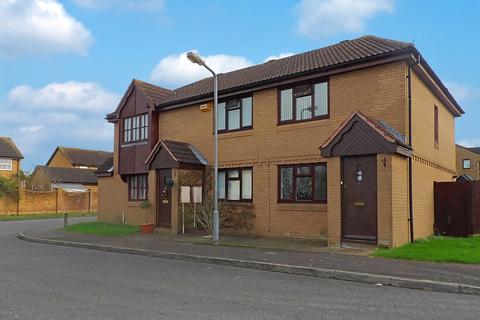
[133,79,173,106]
[0,137,23,159]
[157,35,415,107]
[321,111,411,150]
[468,147,480,155]
[95,157,113,175]
[49,147,113,167]
[33,166,97,184]
[145,139,207,167]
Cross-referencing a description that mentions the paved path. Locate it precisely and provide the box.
[26,227,480,287]
[2,219,480,319]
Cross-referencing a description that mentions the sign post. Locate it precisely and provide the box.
[180,186,191,234]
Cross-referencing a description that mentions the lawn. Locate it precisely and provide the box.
[64,221,139,236]
[0,212,96,222]
[373,236,480,264]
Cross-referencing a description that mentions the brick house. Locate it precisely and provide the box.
[0,137,23,179]
[97,36,463,247]
[456,144,480,180]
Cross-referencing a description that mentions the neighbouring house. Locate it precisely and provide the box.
[28,147,112,212]
[0,137,23,179]
[97,35,463,248]
[456,144,480,180]
[46,146,113,170]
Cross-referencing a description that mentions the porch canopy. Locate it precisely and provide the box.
[320,111,412,158]
[145,139,207,169]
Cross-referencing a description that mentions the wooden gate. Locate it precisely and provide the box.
[434,181,480,236]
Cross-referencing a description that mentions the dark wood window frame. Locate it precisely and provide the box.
[218,167,253,202]
[123,113,149,144]
[217,95,253,134]
[278,163,327,203]
[128,174,148,201]
[434,105,439,145]
[278,79,330,125]
[463,159,471,169]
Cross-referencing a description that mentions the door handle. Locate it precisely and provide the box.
[353,201,365,207]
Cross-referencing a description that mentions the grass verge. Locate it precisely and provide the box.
[0,212,96,222]
[64,221,139,236]
[373,236,480,264]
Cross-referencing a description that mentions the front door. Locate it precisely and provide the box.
[342,155,377,241]
[157,169,172,227]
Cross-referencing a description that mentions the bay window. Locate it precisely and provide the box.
[218,97,253,132]
[279,163,327,202]
[218,168,252,201]
[279,80,328,123]
[123,113,148,143]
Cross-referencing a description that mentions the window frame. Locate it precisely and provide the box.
[463,159,471,169]
[278,79,330,125]
[0,158,13,171]
[277,163,327,203]
[128,174,148,201]
[123,113,149,144]
[217,95,253,134]
[218,167,253,202]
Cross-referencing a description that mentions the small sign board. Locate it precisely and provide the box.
[180,186,191,203]
[192,186,202,203]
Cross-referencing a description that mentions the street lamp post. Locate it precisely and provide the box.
[186,52,219,244]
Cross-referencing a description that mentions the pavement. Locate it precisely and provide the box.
[2,218,480,319]
[19,226,480,295]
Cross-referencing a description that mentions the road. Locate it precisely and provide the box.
[0,218,479,320]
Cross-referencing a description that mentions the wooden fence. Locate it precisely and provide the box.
[434,181,480,236]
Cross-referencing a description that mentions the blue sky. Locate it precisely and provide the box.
[0,0,479,171]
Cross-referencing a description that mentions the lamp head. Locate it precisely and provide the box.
[186,51,205,66]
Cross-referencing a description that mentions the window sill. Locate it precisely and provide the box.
[277,202,327,212]
[276,118,330,132]
[218,130,254,140]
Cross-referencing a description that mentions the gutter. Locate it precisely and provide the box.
[407,54,421,243]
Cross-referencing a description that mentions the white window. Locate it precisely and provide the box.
[217,97,253,132]
[280,81,328,123]
[218,168,252,201]
[463,159,471,169]
[0,159,13,171]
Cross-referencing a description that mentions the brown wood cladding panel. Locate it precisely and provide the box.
[434,181,471,237]
[119,146,135,175]
[328,120,396,157]
[134,143,150,172]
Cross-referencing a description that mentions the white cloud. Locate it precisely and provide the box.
[8,82,121,113]
[0,0,93,57]
[150,51,253,87]
[457,138,480,148]
[264,52,295,62]
[72,0,164,10]
[445,81,478,104]
[296,0,394,39]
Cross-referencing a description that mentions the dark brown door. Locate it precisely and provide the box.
[342,155,377,241]
[157,169,172,227]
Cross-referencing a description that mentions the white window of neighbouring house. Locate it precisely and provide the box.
[463,159,471,169]
[279,163,327,202]
[279,80,328,124]
[0,159,12,171]
[217,97,253,133]
[218,168,252,201]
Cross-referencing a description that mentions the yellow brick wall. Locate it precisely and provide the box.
[456,145,480,179]
[391,154,409,247]
[48,150,73,168]
[410,70,456,240]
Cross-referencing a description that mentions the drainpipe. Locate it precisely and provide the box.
[407,54,420,243]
